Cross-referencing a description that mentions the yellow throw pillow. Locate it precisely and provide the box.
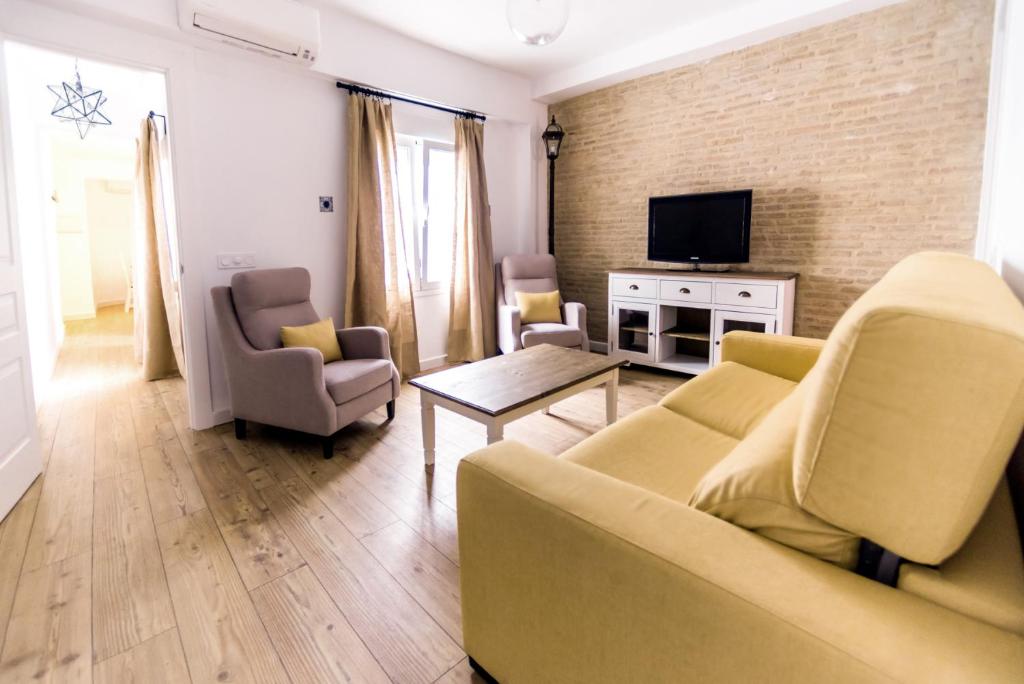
[689,383,860,569]
[516,290,562,324]
[280,317,343,363]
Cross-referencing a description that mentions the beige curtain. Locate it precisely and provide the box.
[345,93,420,378]
[446,117,496,362]
[134,117,186,381]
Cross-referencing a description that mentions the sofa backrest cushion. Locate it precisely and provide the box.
[794,252,1024,565]
[690,382,860,568]
[502,254,559,306]
[230,267,320,351]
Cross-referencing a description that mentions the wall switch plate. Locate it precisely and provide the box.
[217,253,256,270]
[319,196,334,212]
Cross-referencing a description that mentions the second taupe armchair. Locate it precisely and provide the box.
[211,267,399,459]
[496,254,589,355]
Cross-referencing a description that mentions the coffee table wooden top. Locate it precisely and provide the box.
[409,344,625,417]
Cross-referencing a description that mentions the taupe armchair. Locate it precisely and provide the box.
[211,267,399,459]
[495,254,589,355]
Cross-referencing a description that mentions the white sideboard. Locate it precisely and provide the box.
[607,268,797,375]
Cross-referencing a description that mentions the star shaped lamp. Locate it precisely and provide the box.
[48,62,111,139]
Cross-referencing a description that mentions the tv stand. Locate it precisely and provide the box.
[608,268,797,376]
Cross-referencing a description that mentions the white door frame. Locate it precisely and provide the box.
[0,41,42,521]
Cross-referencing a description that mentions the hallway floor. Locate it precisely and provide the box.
[0,306,680,683]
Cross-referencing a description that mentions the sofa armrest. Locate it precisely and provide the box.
[497,305,522,354]
[458,442,1024,683]
[721,330,825,382]
[562,302,586,330]
[562,302,589,352]
[233,346,336,434]
[337,326,391,360]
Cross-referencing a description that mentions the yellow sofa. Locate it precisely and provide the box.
[457,253,1024,683]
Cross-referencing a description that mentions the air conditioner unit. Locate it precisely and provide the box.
[178,0,320,65]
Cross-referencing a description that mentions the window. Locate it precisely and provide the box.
[396,135,456,291]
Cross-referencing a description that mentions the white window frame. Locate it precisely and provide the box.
[396,134,455,292]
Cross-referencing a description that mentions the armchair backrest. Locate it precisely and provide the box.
[500,254,560,306]
[793,252,1024,566]
[229,267,319,350]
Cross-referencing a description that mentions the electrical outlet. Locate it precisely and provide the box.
[319,196,334,212]
[216,253,256,270]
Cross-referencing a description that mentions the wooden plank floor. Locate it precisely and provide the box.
[0,307,683,683]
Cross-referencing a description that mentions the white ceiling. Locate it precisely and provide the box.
[318,0,754,78]
[315,0,902,102]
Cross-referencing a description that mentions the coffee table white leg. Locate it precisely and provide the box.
[421,396,436,469]
[605,368,619,425]
[486,420,504,445]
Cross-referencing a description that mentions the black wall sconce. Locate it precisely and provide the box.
[542,115,565,256]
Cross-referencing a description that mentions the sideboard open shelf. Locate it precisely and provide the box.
[608,268,797,375]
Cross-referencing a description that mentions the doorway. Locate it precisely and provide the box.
[0,41,186,518]
[4,41,184,399]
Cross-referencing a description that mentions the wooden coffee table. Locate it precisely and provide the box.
[409,344,626,469]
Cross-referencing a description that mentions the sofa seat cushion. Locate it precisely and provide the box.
[521,323,581,349]
[660,361,797,440]
[323,358,393,405]
[689,384,860,568]
[898,479,1024,634]
[561,406,737,503]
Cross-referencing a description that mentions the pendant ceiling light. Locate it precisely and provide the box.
[48,60,112,140]
[507,0,570,46]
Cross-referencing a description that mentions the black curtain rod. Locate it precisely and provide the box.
[336,81,486,122]
[148,110,167,134]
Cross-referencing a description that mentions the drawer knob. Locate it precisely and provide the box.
[679,287,690,294]
[628,284,639,291]
[738,290,752,298]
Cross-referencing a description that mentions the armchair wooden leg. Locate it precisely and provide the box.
[322,434,336,460]
[386,400,396,421]
[234,418,246,440]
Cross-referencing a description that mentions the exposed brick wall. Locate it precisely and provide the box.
[549,0,993,341]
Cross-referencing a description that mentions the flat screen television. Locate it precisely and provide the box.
[647,189,752,265]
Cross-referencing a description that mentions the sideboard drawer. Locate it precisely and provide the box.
[714,282,777,309]
[611,277,657,299]
[659,280,711,304]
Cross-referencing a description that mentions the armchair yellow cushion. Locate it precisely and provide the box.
[515,290,562,324]
[280,317,343,363]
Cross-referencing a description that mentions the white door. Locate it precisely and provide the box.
[712,309,777,366]
[0,63,43,522]
[610,300,657,364]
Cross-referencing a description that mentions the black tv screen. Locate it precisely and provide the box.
[648,190,752,265]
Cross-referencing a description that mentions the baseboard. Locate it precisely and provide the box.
[590,340,609,354]
[420,354,448,371]
[208,407,233,429]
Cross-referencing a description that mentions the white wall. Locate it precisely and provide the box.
[85,178,133,306]
[1,0,546,428]
[49,141,135,318]
[192,49,348,416]
[978,0,1024,301]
